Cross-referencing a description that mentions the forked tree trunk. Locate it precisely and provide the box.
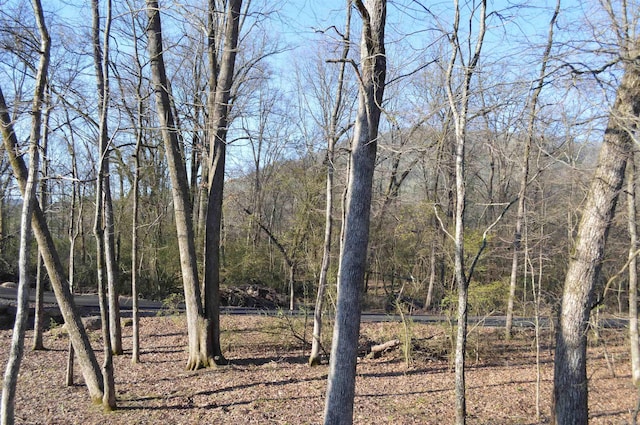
[146,0,211,370]
[1,2,47,422]
[310,1,351,367]
[323,1,386,423]
[552,52,640,425]
[203,0,242,362]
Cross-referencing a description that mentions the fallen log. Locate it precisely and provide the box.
[366,339,401,359]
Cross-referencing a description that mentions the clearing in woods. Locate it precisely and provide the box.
[0,314,635,424]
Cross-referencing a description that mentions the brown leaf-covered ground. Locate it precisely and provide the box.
[0,313,636,424]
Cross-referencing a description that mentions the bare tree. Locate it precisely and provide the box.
[31,87,51,351]
[0,0,48,421]
[505,0,560,339]
[309,0,352,366]
[628,152,640,424]
[91,0,116,409]
[323,0,386,423]
[552,46,639,425]
[65,116,82,385]
[444,1,486,423]
[146,0,211,370]
[203,0,242,363]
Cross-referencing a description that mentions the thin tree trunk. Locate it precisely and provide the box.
[424,244,436,310]
[104,183,122,355]
[445,2,486,424]
[506,0,559,339]
[629,153,640,422]
[146,0,210,370]
[310,0,351,366]
[92,0,116,409]
[0,2,47,421]
[65,108,81,386]
[32,89,50,351]
[323,1,386,423]
[552,52,639,425]
[131,98,143,365]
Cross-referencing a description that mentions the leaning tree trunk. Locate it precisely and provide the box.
[309,0,351,367]
[552,52,640,425]
[323,1,386,423]
[1,102,39,425]
[0,2,46,421]
[146,0,210,370]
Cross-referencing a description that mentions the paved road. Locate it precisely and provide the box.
[0,286,629,328]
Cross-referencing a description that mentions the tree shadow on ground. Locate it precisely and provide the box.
[118,374,327,412]
[229,353,309,367]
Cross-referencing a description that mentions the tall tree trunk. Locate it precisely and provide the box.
[309,0,352,366]
[552,52,640,425]
[92,0,116,409]
[32,88,50,351]
[203,0,242,362]
[104,182,122,355]
[146,0,211,370]
[131,96,143,365]
[323,1,386,423]
[0,2,47,421]
[66,136,81,386]
[505,0,559,339]
[445,2,486,424]
[628,153,640,420]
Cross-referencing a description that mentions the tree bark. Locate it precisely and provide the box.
[323,1,386,423]
[1,2,47,421]
[552,53,639,425]
[628,153,640,411]
[32,88,50,351]
[445,2,486,424]
[203,0,242,362]
[92,0,116,409]
[146,0,211,370]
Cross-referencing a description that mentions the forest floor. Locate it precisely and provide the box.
[0,312,637,424]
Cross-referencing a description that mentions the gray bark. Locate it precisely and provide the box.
[146,0,210,370]
[203,0,242,362]
[628,154,640,413]
[323,1,386,423]
[445,2,486,424]
[32,89,50,351]
[552,53,639,425]
[0,2,47,421]
[92,0,116,409]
